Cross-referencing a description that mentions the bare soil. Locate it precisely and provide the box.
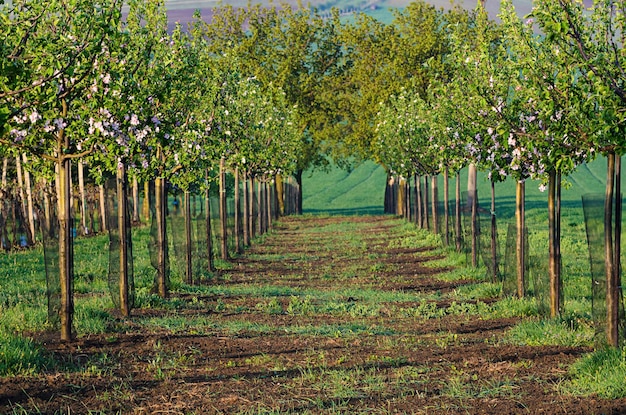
[2,215,626,414]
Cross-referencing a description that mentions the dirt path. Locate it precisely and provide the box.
[1,215,625,414]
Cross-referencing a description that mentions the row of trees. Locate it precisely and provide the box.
[2,0,625,346]
[374,0,626,347]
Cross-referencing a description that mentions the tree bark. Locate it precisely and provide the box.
[116,164,131,316]
[219,157,228,260]
[57,113,73,341]
[490,179,498,283]
[431,175,439,235]
[234,168,241,254]
[423,176,430,231]
[1,158,7,189]
[205,173,215,272]
[99,184,107,233]
[294,169,303,215]
[444,168,450,245]
[276,174,285,216]
[548,170,561,317]
[516,180,526,298]
[78,160,88,235]
[132,176,140,224]
[155,175,168,298]
[605,152,619,347]
[243,172,250,246]
[143,180,150,223]
[455,173,462,252]
[22,154,36,244]
[416,174,422,228]
[184,190,193,285]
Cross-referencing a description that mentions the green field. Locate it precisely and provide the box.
[302,157,612,221]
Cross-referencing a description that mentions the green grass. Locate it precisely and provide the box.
[560,346,626,399]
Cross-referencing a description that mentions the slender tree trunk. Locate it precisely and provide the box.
[15,155,32,245]
[57,117,73,341]
[516,180,526,298]
[155,175,168,298]
[243,172,250,247]
[99,184,107,233]
[77,160,87,235]
[490,179,498,283]
[116,164,131,317]
[468,164,479,267]
[613,157,621,343]
[416,174,423,228]
[143,180,150,223]
[184,191,193,285]
[548,170,561,317]
[256,179,265,235]
[219,157,228,260]
[431,175,439,235]
[22,154,36,244]
[294,169,303,215]
[412,174,418,225]
[276,174,285,217]
[1,158,7,188]
[250,175,256,239]
[266,178,272,232]
[455,173,462,252]
[423,176,430,231]
[234,168,241,254]
[605,153,619,347]
[444,168,450,245]
[205,173,215,272]
[132,176,140,224]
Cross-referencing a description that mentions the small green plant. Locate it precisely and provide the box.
[560,347,626,399]
[0,333,53,376]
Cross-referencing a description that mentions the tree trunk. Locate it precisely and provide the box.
[99,184,107,233]
[250,175,256,239]
[548,169,562,317]
[15,155,32,245]
[132,176,140,224]
[455,172,462,252]
[276,174,285,216]
[22,154,36,244]
[116,164,131,317]
[155,175,168,298]
[219,157,228,260]
[57,120,73,341]
[423,176,430,231]
[490,179,498,283]
[243,172,250,247]
[468,164,479,267]
[605,152,619,347]
[257,179,264,235]
[294,169,303,215]
[416,174,422,228]
[78,160,88,235]
[516,180,526,298]
[431,175,439,235]
[143,180,150,223]
[205,173,215,272]
[266,178,272,232]
[1,158,7,188]
[234,168,241,254]
[184,191,193,285]
[443,168,450,245]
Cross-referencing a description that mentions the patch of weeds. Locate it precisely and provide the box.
[560,347,626,399]
[286,296,315,315]
[0,332,54,376]
[452,282,502,301]
[488,296,539,318]
[506,318,594,347]
[435,332,460,350]
[255,298,284,315]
